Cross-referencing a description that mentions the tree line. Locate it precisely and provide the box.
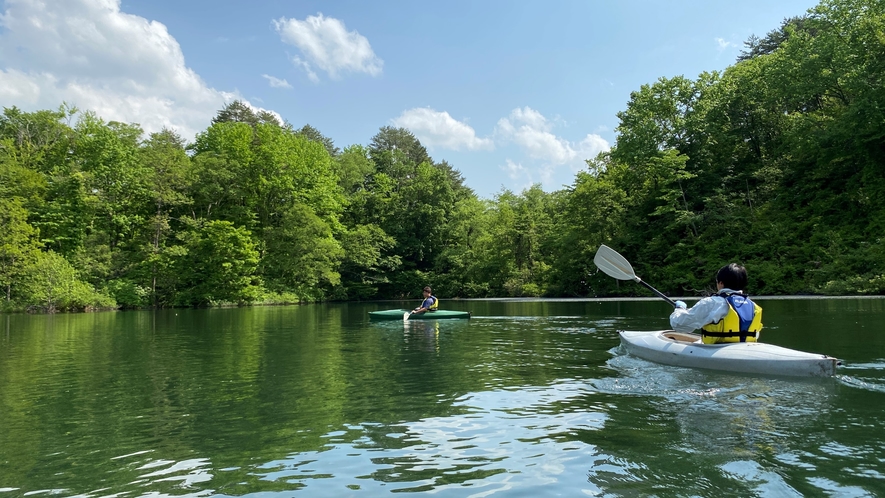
[1,0,882,312]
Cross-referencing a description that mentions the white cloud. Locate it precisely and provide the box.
[291,56,319,83]
[262,74,293,89]
[500,159,534,192]
[0,0,271,140]
[0,68,42,102]
[273,13,382,81]
[392,107,493,151]
[493,107,610,190]
[503,107,552,133]
[576,134,610,168]
[716,37,737,50]
[385,105,609,192]
[502,159,526,179]
[496,106,609,170]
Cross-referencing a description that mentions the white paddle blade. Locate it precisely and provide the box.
[594,244,639,281]
[403,311,410,321]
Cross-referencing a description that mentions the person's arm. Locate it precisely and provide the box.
[669,297,729,332]
[413,298,432,313]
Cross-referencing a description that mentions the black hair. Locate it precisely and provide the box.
[716,263,748,291]
[423,286,432,293]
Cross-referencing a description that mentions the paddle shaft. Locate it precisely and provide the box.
[636,279,677,307]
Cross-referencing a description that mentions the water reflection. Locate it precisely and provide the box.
[403,320,439,353]
[136,457,213,487]
[1,300,884,496]
[589,347,880,497]
[249,381,606,495]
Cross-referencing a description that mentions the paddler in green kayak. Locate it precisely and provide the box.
[411,286,439,315]
[669,263,764,344]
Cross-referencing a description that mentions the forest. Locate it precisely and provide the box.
[1,0,883,312]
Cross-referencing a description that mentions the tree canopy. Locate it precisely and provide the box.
[1,0,882,312]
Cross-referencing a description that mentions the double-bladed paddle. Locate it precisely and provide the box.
[593,244,678,307]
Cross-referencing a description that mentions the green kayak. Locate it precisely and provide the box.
[369,309,471,320]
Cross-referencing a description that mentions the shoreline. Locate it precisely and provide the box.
[3,294,883,315]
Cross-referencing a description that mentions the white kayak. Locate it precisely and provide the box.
[619,330,840,378]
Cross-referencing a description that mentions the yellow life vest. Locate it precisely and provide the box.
[429,295,439,310]
[701,294,763,344]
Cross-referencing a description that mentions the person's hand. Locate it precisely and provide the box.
[674,300,687,309]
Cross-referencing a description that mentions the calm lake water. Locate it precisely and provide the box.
[1,298,884,497]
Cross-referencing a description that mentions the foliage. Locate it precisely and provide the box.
[297,124,340,157]
[2,0,883,312]
[0,197,41,302]
[260,203,343,299]
[588,0,885,297]
[737,16,812,62]
[18,250,114,312]
[174,220,261,306]
[337,223,400,300]
[212,100,281,127]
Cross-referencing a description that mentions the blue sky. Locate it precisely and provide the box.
[0,0,819,198]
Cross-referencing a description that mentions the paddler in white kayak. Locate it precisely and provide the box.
[594,245,838,377]
[669,263,763,344]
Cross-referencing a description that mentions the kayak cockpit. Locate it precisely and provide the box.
[661,331,702,343]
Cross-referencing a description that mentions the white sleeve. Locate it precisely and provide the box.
[669,297,729,332]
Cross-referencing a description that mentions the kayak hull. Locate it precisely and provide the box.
[619,330,839,378]
[369,309,471,320]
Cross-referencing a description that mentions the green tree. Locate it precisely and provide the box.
[297,124,340,157]
[251,123,344,227]
[381,162,457,271]
[189,121,255,224]
[63,115,150,291]
[212,100,281,127]
[466,186,556,297]
[135,129,193,305]
[0,198,41,302]
[336,224,400,299]
[260,203,344,299]
[738,16,812,62]
[369,126,431,180]
[548,156,629,296]
[73,115,148,249]
[0,105,77,175]
[19,250,113,312]
[434,195,492,297]
[334,144,375,193]
[176,220,260,306]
